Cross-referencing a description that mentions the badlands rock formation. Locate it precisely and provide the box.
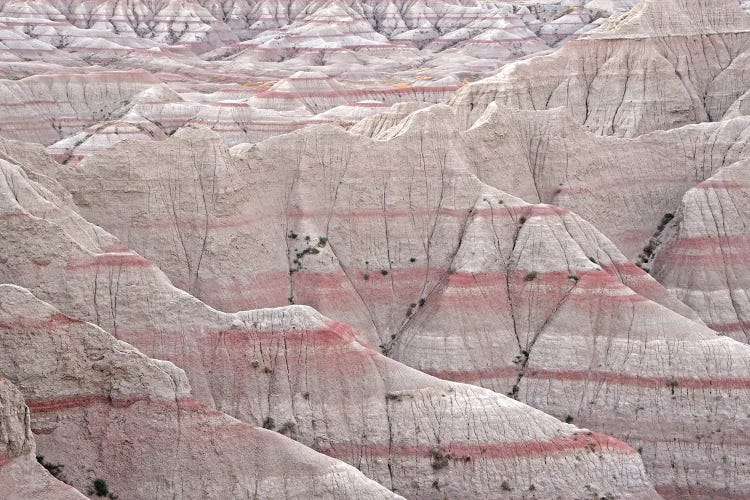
[452,0,750,136]
[2,0,750,498]
[57,99,750,496]
[0,0,624,161]
[0,285,401,499]
[0,377,85,499]
[652,159,750,342]
[0,138,657,498]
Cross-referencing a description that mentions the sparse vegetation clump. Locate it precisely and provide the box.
[88,478,117,499]
[278,421,296,436]
[525,271,538,281]
[262,417,275,430]
[429,447,453,470]
[657,213,675,231]
[36,456,66,483]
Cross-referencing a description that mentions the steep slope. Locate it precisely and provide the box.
[63,105,742,315]
[55,105,750,496]
[460,104,750,258]
[0,70,161,145]
[0,285,401,499]
[0,377,85,499]
[0,139,658,498]
[452,0,750,136]
[652,159,750,342]
[0,0,239,53]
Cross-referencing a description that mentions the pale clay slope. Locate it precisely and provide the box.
[0,1,630,160]
[0,284,401,500]
[0,141,657,498]
[0,377,85,499]
[0,1,750,498]
[49,104,750,496]
[652,159,750,342]
[451,0,750,136]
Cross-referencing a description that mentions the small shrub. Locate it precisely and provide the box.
[565,415,574,424]
[385,393,402,402]
[409,257,417,263]
[666,379,679,395]
[262,417,275,430]
[418,298,426,307]
[287,231,298,239]
[302,392,310,400]
[519,216,527,225]
[36,456,66,482]
[529,484,536,491]
[381,269,389,276]
[363,273,370,280]
[657,213,675,231]
[429,447,452,470]
[317,236,328,247]
[525,271,538,281]
[568,274,579,281]
[93,479,109,497]
[250,360,260,369]
[642,242,655,257]
[278,421,296,436]
[501,480,511,491]
[588,256,598,264]
[447,267,456,275]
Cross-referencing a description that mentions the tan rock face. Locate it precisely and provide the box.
[1,1,750,498]
[42,100,750,495]
[0,285,401,500]
[452,0,750,136]
[0,376,85,499]
[0,139,658,498]
[652,159,750,342]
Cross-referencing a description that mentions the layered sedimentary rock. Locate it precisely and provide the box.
[452,0,750,136]
[0,70,161,145]
[1,1,750,498]
[652,159,750,342]
[0,138,658,498]
[460,104,750,259]
[0,1,629,157]
[0,0,239,53]
[0,285,400,499]
[55,103,750,496]
[0,377,85,499]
